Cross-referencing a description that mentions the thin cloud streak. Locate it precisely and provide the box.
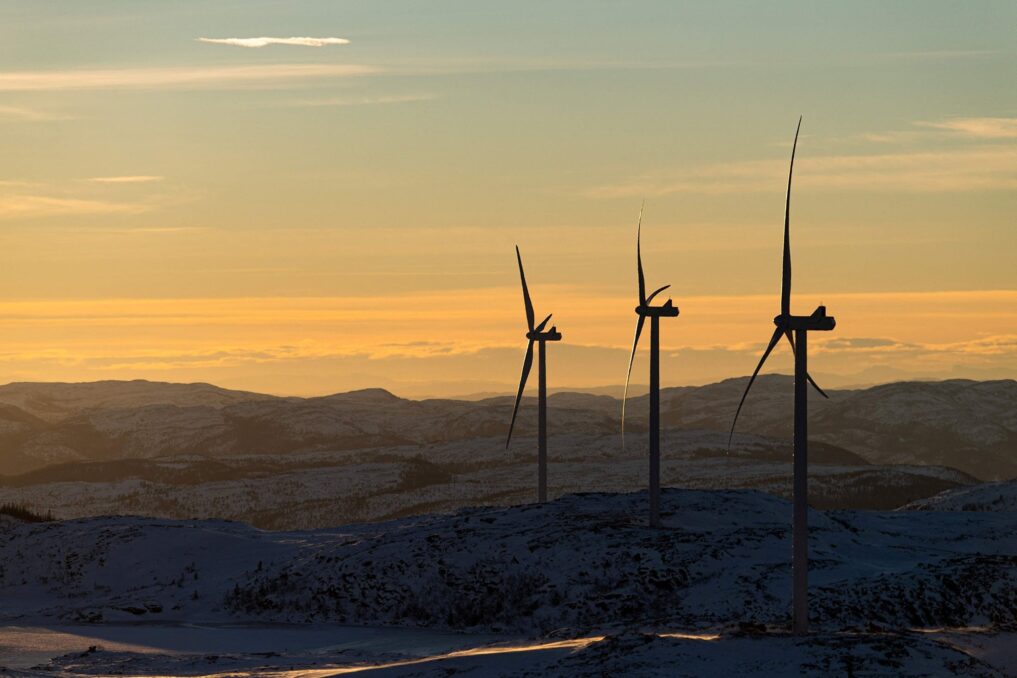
[198,36,350,48]
[919,117,1017,139]
[587,145,1017,197]
[872,49,998,61]
[0,104,71,121]
[0,195,148,219]
[0,64,376,91]
[285,94,436,108]
[89,176,164,184]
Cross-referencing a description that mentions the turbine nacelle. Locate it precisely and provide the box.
[635,299,680,318]
[773,305,836,332]
[526,327,563,341]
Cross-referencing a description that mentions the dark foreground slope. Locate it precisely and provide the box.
[18,629,1007,677]
[1,489,1013,634]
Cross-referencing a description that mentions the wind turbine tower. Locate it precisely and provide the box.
[506,246,562,503]
[622,205,680,529]
[728,118,836,635]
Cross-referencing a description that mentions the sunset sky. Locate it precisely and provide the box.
[1,1,1016,396]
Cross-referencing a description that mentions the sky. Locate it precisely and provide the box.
[1,1,1016,397]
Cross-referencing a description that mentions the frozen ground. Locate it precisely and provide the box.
[5,489,1014,633]
[3,624,1015,676]
[0,488,1015,675]
[0,622,502,672]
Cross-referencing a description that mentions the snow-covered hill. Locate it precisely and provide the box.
[903,480,1017,512]
[1,489,1013,634]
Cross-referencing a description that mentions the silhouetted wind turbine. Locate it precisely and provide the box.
[622,204,679,528]
[728,118,836,635]
[506,246,562,503]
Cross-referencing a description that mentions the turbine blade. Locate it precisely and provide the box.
[806,371,829,399]
[637,202,647,306]
[781,117,802,317]
[783,330,830,399]
[646,284,671,306]
[728,326,783,448]
[806,372,829,399]
[506,339,535,448]
[534,313,553,333]
[516,246,535,332]
[621,314,647,446]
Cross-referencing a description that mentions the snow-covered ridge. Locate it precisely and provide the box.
[0,379,278,421]
[904,480,1017,512]
[2,489,1014,635]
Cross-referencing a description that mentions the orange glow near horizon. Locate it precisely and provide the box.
[0,289,1014,396]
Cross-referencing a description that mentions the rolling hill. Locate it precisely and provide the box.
[0,377,1014,481]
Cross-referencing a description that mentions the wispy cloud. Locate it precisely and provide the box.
[918,117,1017,139]
[857,131,929,144]
[587,145,1017,197]
[0,64,375,91]
[822,337,905,351]
[872,49,997,62]
[198,36,350,49]
[0,104,71,121]
[856,116,1017,144]
[284,94,436,108]
[89,175,164,184]
[0,195,148,219]
[114,226,205,234]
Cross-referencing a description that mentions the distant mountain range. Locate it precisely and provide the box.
[0,376,1014,480]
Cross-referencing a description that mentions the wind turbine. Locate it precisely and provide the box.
[728,117,836,635]
[622,204,680,529]
[506,246,562,503]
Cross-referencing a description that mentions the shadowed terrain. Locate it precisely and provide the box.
[0,377,1009,529]
[0,377,1014,480]
[1,488,1015,675]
